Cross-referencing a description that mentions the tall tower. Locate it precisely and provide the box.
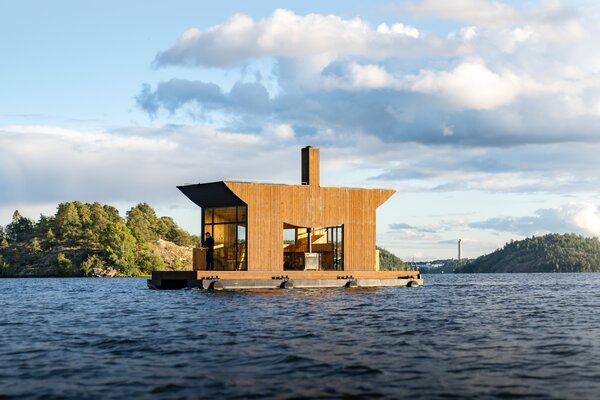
[458,239,463,261]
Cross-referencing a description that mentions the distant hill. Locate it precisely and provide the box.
[460,233,600,273]
[0,202,198,277]
[377,247,407,271]
[418,259,471,273]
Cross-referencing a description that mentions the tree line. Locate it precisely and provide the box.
[0,202,199,277]
[460,233,600,273]
[377,246,407,271]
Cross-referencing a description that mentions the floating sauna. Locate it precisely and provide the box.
[148,147,423,290]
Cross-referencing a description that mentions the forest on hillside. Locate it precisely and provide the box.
[0,202,198,277]
[377,247,407,271]
[460,233,600,273]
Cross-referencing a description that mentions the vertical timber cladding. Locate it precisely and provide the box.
[302,146,320,186]
[224,182,394,272]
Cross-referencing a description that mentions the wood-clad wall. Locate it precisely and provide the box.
[225,181,394,272]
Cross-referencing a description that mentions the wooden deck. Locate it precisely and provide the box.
[148,270,423,290]
[153,270,419,280]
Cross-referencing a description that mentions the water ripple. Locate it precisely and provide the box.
[1,275,600,399]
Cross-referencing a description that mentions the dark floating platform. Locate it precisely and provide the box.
[148,271,423,290]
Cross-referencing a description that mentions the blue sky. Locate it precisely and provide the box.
[2,0,600,260]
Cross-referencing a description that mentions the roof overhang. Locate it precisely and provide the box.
[177,181,246,208]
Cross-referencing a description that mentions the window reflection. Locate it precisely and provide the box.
[283,225,343,271]
[237,224,246,270]
[203,208,213,225]
[202,206,247,270]
[213,207,237,224]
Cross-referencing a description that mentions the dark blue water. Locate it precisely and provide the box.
[1,274,600,399]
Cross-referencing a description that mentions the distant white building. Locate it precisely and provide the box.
[458,239,463,261]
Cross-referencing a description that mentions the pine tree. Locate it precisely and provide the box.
[55,203,82,239]
[126,203,159,242]
[6,210,35,241]
[99,222,138,275]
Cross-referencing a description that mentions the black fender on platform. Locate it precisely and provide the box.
[345,279,358,288]
[280,280,294,289]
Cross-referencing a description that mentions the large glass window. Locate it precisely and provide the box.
[283,225,343,271]
[328,225,344,271]
[237,224,247,270]
[203,206,247,270]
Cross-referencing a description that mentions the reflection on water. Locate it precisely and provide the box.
[1,274,600,399]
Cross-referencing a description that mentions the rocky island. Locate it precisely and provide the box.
[0,202,197,277]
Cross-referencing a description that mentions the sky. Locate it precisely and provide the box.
[2,0,600,260]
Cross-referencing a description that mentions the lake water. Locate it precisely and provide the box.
[1,274,600,399]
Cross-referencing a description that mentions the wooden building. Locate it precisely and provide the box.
[178,146,395,273]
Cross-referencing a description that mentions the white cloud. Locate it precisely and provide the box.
[287,58,542,110]
[131,2,600,232]
[448,26,479,40]
[405,60,525,109]
[357,138,600,196]
[155,9,421,67]
[263,123,295,140]
[3,125,178,152]
[0,124,297,212]
[147,3,600,122]
[376,23,419,38]
[346,63,395,89]
[511,26,534,43]
[470,202,600,236]
[565,203,600,236]
[409,0,586,44]
[407,0,517,28]
[530,5,586,44]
